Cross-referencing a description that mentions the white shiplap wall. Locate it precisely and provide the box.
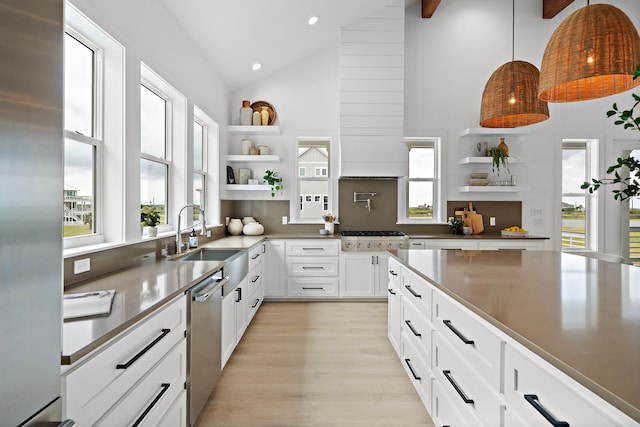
[339,1,407,177]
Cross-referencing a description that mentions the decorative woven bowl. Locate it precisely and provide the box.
[470,173,489,179]
[469,178,489,186]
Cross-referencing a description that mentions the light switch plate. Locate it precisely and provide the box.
[282,216,288,225]
[74,258,90,274]
[490,217,496,226]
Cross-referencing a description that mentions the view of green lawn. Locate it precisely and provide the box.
[63,224,92,237]
[409,206,433,218]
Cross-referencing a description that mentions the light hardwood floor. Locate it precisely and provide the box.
[195,301,434,427]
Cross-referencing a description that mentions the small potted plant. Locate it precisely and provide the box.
[263,169,283,198]
[448,217,464,235]
[488,146,509,175]
[141,205,161,237]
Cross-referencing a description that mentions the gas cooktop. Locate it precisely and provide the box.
[340,231,407,237]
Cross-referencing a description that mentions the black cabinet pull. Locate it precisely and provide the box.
[302,286,324,290]
[252,298,260,308]
[116,329,171,369]
[302,266,325,270]
[443,319,474,345]
[388,288,396,295]
[524,394,570,427]
[404,285,422,299]
[251,253,260,260]
[404,320,422,337]
[404,358,421,380]
[389,270,398,276]
[443,370,474,404]
[236,287,242,302]
[131,383,170,427]
[251,275,260,283]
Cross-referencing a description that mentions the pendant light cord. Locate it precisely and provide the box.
[511,0,515,62]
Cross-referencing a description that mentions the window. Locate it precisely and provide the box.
[193,120,206,224]
[63,31,99,239]
[399,138,444,223]
[296,139,332,221]
[140,84,169,228]
[192,105,220,228]
[64,3,125,250]
[562,140,597,250]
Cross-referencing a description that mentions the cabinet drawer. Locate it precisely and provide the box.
[287,277,339,297]
[504,344,632,427]
[63,295,186,426]
[432,291,503,392]
[287,258,338,276]
[96,341,186,426]
[157,389,187,427]
[432,378,475,427]
[248,243,264,270]
[408,240,425,249]
[477,240,545,250]
[401,332,432,412]
[433,332,502,426]
[247,264,263,298]
[286,239,340,256]
[400,268,432,319]
[423,240,478,250]
[388,257,402,287]
[401,297,433,363]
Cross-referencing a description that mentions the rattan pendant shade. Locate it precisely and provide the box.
[539,4,640,103]
[480,60,550,128]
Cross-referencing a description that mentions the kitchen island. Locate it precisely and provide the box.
[389,249,640,424]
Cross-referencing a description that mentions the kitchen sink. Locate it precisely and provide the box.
[178,249,243,262]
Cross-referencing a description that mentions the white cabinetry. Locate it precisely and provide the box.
[286,239,340,298]
[247,243,265,322]
[409,238,546,250]
[61,295,187,427]
[387,257,402,357]
[339,252,389,298]
[264,240,285,297]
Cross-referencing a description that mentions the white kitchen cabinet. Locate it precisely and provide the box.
[416,239,479,250]
[409,238,546,251]
[286,239,340,299]
[61,295,187,426]
[477,239,545,250]
[221,277,248,368]
[339,252,389,298]
[264,239,285,297]
[401,331,433,413]
[247,242,265,322]
[387,280,402,357]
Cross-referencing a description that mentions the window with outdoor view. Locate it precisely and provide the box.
[562,140,594,250]
[63,32,98,238]
[400,139,442,222]
[193,119,206,225]
[297,140,331,221]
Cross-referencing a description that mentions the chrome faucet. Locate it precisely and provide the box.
[176,204,206,254]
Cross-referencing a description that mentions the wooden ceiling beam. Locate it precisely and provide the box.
[543,0,574,19]
[422,0,441,18]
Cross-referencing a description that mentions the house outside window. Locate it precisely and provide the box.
[297,140,332,221]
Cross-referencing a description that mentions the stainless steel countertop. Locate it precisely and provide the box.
[389,249,640,423]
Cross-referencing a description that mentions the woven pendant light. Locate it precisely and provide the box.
[480,0,549,128]
[538,3,640,103]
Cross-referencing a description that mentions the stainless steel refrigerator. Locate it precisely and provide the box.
[0,1,67,425]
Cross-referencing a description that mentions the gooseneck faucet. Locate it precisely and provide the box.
[176,204,206,254]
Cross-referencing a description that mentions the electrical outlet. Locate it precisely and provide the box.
[225,217,230,226]
[74,258,91,274]
[490,217,496,226]
[282,216,288,225]
[207,230,211,237]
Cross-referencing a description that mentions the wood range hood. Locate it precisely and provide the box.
[422,0,574,19]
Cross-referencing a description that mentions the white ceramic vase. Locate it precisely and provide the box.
[242,216,256,225]
[324,222,334,234]
[227,218,243,235]
[243,222,264,236]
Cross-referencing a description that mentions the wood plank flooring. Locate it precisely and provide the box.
[195,301,434,427]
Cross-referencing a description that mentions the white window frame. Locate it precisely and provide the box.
[299,167,306,177]
[398,137,445,224]
[193,105,221,227]
[561,139,599,252]
[64,3,125,251]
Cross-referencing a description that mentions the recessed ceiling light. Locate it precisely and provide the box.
[251,63,262,71]
[308,15,319,26]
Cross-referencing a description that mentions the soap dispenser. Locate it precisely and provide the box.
[189,228,198,248]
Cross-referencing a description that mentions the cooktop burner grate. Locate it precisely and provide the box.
[340,231,406,237]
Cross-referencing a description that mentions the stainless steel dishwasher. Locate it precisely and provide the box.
[186,250,248,426]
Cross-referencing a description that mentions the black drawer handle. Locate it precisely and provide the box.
[525,394,570,427]
[443,319,474,345]
[389,270,398,276]
[302,266,325,270]
[236,287,242,302]
[404,320,422,337]
[443,370,474,404]
[388,288,396,295]
[252,298,260,308]
[404,285,422,299]
[404,358,421,380]
[251,253,260,260]
[302,247,324,251]
[302,286,324,290]
[131,383,170,427]
[116,329,171,369]
[251,275,260,283]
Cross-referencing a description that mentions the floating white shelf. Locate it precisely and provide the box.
[228,125,280,135]
[459,156,527,165]
[226,155,280,162]
[459,186,529,193]
[225,184,270,191]
[460,128,530,137]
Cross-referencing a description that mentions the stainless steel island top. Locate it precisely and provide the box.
[388,249,640,423]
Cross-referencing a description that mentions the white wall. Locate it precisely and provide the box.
[234,0,640,253]
[70,0,231,240]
